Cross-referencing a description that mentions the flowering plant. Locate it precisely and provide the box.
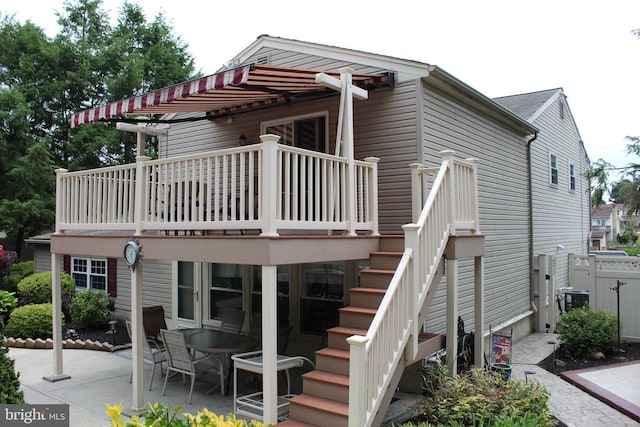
[0,248,18,276]
[106,402,272,427]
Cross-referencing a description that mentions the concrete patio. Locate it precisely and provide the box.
[8,332,640,426]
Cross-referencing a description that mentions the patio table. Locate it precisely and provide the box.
[178,328,253,354]
[176,328,256,394]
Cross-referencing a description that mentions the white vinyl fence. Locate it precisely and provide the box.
[569,253,640,340]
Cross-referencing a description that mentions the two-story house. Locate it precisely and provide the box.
[591,204,616,249]
[40,36,590,426]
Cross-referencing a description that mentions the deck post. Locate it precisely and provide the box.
[43,253,70,383]
[402,223,419,360]
[446,258,459,375]
[131,263,145,411]
[464,158,480,233]
[261,265,278,424]
[474,255,485,368]
[364,157,380,236]
[347,335,368,427]
[260,135,280,236]
[54,169,68,233]
[409,163,422,223]
[134,156,150,235]
[440,150,456,233]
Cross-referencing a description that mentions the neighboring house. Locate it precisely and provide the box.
[494,88,591,291]
[591,204,616,249]
[41,36,591,425]
[614,201,640,239]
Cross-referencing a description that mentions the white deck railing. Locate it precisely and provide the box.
[55,134,379,236]
[348,151,478,427]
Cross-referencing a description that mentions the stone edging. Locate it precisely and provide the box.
[2,336,132,352]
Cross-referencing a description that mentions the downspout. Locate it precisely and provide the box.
[527,132,538,312]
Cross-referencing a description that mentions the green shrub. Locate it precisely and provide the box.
[1,261,34,293]
[0,291,17,315]
[625,247,640,256]
[2,273,22,293]
[4,303,63,339]
[70,290,115,328]
[557,305,618,357]
[11,261,34,278]
[0,345,24,403]
[17,271,75,315]
[406,365,552,427]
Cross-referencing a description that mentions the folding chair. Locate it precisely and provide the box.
[220,307,245,334]
[125,320,167,390]
[142,305,168,347]
[160,329,224,403]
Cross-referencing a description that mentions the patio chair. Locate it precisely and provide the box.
[220,307,245,334]
[143,305,168,347]
[125,320,167,391]
[160,329,225,403]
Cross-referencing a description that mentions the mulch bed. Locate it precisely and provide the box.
[64,320,131,347]
[537,340,640,374]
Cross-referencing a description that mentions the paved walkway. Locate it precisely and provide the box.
[511,332,639,427]
[7,332,640,426]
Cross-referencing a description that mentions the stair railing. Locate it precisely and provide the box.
[348,150,478,427]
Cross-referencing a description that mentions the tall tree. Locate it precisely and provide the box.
[0,0,196,256]
[0,16,59,258]
[618,136,640,215]
[584,159,613,208]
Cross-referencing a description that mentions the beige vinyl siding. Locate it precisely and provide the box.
[159,45,535,336]
[354,81,419,233]
[246,46,391,76]
[530,95,590,289]
[161,69,420,235]
[115,259,173,318]
[421,81,531,335]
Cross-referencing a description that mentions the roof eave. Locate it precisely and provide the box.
[424,65,538,136]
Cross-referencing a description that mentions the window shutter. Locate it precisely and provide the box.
[108,258,117,297]
[63,255,71,274]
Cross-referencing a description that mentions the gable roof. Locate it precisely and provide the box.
[235,36,536,136]
[70,34,536,135]
[493,88,562,121]
[592,204,614,219]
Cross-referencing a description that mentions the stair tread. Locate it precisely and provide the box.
[350,287,387,294]
[289,394,349,416]
[419,332,442,340]
[361,268,395,274]
[315,347,350,360]
[339,306,377,314]
[303,369,349,386]
[328,325,367,335]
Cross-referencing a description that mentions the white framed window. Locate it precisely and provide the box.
[207,263,243,323]
[549,152,559,186]
[261,112,328,153]
[71,257,108,292]
[569,162,576,191]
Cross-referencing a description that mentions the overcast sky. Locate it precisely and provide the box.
[5,0,640,178]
